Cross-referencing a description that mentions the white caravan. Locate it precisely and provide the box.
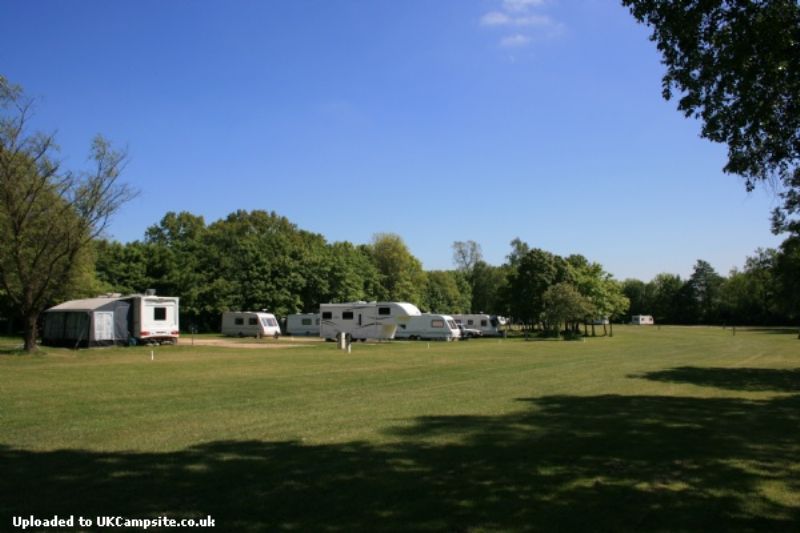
[222,311,281,338]
[631,315,655,325]
[450,314,507,337]
[394,314,461,341]
[320,302,421,341]
[286,313,320,336]
[130,294,180,344]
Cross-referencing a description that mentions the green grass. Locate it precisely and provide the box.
[1,327,798,531]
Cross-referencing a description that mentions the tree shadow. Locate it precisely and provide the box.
[634,366,800,392]
[2,393,799,531]
[741,328,799,335]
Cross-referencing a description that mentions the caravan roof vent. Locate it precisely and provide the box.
[145,289,157,296]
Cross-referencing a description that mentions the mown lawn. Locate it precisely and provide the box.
[1,327,798,531]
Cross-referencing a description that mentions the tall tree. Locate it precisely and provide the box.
[542,282,594,337]
[622,1,800,233]
[0,77,135,351]
[421,270,470,314]
[506,248,569,327]
[622,278,652,316]
[144,211,209,329]
[452,240,485,311]
[649,273,684,324]
[470,261,507,314]
[687,259,724,324]
[774,235,800,336]
[368,233,426,304]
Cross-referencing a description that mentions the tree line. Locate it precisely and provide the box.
[623,242,800,328]
[91,212,800,334]
[85,213,632,334]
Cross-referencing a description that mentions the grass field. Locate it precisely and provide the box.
[1,327,798,531]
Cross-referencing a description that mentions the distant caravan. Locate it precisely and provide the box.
[320,302,421,341]
[221,311,281,338]
[286,313,320,336]
[450,314,508,337]
[631,315,655,325]
[394,314,462,341]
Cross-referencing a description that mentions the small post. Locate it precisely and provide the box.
[150,349,154,361]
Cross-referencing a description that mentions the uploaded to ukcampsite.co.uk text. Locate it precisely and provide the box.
[12,514,215,530]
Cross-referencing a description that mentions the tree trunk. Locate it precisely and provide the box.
[23,313,39,352]
[591,323,596,337]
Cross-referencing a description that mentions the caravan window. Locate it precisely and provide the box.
[267,318,278,327]
[234,317,244,326]
[378,307,391,316]
[447,320,457,329]
[322,311,332,320]
[342,311,354,320]
[301,318,312,326]
[248,318,258,326]
[154,307,167,321]
[431,319,445,328]
[467,319,474,326]
[481,319,488,327]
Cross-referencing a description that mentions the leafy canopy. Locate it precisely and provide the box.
[622,0,800,233]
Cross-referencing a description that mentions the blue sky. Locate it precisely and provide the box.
[0,0,784,280]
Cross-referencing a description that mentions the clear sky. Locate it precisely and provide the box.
[0,0,785,281]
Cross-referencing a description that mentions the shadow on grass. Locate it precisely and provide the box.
[2,393,799,531]
[740,327,800,335]
[636,366,800,393]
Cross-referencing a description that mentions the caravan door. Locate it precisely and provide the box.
[94,312,114,342]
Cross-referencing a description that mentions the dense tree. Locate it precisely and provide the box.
[143,211,209,327]
[368,233,426,304]
[567,255,629,334]
[649,273,684,324]
[421,270,470,314]
[718,249,779,326]
[94,239,152,295]
[470,261,507,315]
[623,1,800,233]
[0,76,135,351]
[323,242,380,304]
[202,210,309,318]
[774,235,800,336]
[542,282,594,337]
[687,260,724,324]
[622,278,652,316]
[506,247,569,327]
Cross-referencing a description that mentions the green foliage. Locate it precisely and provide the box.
[622,0,800,233]
[687,260,724,324]
[368,233,426,304]
[542,282,594,335]
[505,247,569,326]
[0,76,134,351]
[421,270,470,314]
[775,236,800,324]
